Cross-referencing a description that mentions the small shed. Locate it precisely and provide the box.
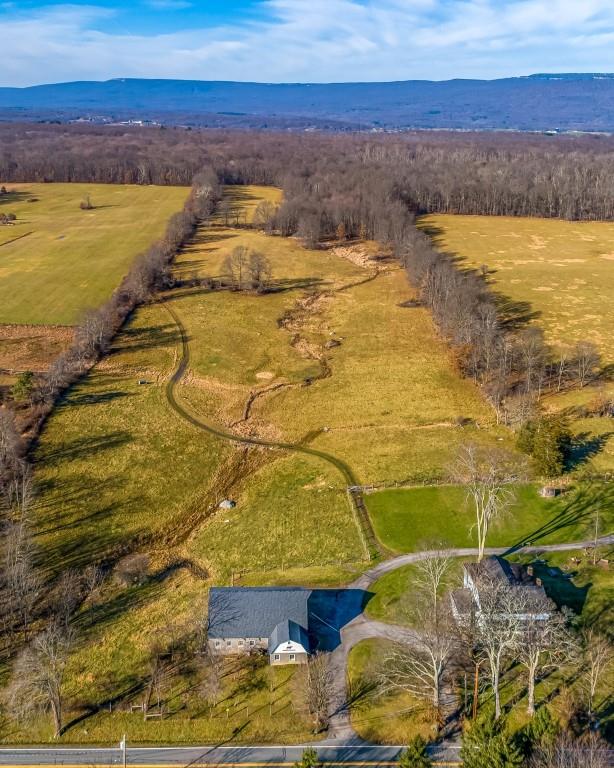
[540,486,562,498]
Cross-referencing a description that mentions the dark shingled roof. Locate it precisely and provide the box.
[465,556,514,586]
[208,587,311,639]
[269,620,310,652]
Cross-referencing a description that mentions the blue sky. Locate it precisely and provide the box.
[1,0,613,87]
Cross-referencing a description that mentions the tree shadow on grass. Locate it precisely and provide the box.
[35,430,132,466]
[113,323,182,354]
[566,431,614,471]
[505,482,614,553]
[64,390,135,408]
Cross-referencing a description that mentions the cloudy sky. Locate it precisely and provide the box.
[1,0,613,87]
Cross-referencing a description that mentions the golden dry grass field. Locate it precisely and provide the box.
[0,182,189,325]
[419,214,614,359]
[419,213,614,473]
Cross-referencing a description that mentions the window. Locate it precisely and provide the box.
[249,639,255,646]
[289,654,296,661]
[214,640,221,648]
[274,654,281,661]
[238,639,244,646]
[226,639,232,647]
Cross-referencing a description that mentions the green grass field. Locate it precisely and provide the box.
[347,639,433,744]
[367,482,613,554]
[419,214,614,358]
[0,182,188,325]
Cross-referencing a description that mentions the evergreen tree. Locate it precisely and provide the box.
[461,717,523,768]
[517,415,572,477]
[294,748,320,768]
[398,736,432,768]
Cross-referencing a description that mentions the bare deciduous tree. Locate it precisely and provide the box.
[413,544,453,615]
[474,578,525,719]
[4,517,42,640]
[223,245,250,290]
[295,652,331,732]
[517,601,574,716]
[574,340,601,388]
[248,250,272,292]
[6,621,74,738]
[378,613,455,722]
[530,732,611,768]
[581,628,613,722]
[453,444,521,561]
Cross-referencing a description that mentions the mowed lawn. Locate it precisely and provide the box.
[419,214,614,359]
[367,482,614,554]
[0,182,188,325]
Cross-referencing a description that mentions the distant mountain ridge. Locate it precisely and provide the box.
[1,74,613,131]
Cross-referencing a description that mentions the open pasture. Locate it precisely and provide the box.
[0,182,188,325]
[419,214,614,359]
[367,482,614,554]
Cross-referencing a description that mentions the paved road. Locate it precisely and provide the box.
[0,743,462,766]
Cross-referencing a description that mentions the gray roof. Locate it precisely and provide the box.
[269,620,310,652]
[465,556,514,586]
[208,587,311,639]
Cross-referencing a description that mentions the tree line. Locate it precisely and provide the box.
[2,124,614,220]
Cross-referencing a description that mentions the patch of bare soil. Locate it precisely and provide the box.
[0,324,74,373]
[330,241,391,269]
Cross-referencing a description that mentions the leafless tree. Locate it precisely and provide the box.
[574,341,601,388]
[295,652,331,732]
[4,517,42,641]
[581,628,613,721]
[52,569,84,629]
[378,602,455,723]
[453,444,521,561]
[530,732,611,768]
[474,578,525,719]
[196,651,223,716]
[223,245,250,290]
[6,621,74,738]
[248,250,272,292]
[413,544,453,615]
[517,601,574,716]
[252,200,276,231]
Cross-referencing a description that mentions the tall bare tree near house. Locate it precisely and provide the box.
[196,651,223,717]
[413,543,453,616]
[378,599,455,725]
[574,340,601,388]
[581,628,613,723]
[453,444,521,562]
[474,578,525,719]
[517,601,574,716]
[294,652,331,733]
[6,621,74,738]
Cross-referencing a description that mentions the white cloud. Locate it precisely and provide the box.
[0,0,613,86]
